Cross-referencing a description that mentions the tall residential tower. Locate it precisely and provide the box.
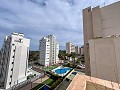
[39,35,59,66]
[0,33,30,89]
[66,42,75,54]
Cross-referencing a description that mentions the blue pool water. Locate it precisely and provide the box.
[39,85,51,90]
[55,67,71,74]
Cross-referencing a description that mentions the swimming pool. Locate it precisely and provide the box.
[39,85,51,90]
[55,67,71,74]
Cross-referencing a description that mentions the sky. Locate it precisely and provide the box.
[0,0,119,50]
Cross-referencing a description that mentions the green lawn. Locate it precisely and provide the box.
[42,78,54,86]
[32,78,54,90]
[44,66,57,71]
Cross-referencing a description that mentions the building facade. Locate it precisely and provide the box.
[75,46,81,55]
[0,33,30,89]
[89,37,120,84]
[83,1,120,83]
[80,46,84,55]
[66,42,75,54]
[39,35,59,66]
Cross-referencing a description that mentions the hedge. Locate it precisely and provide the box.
[51,78,63,89]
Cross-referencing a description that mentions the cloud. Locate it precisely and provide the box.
[0,0,118,50]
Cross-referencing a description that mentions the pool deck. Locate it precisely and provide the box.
[66,69,85,80]
[56,70,85,90]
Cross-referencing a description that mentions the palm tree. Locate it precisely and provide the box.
[58,50,66,60]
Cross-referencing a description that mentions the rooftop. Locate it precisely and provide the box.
[67,74,120,90]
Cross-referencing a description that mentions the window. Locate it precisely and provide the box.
[12,62,14,64]
[12,56,14,58]
[12,44,14,46]
[13,49,15,52]
[10,75,12,78]
[11,68,13,71]
[9,82,11,85]
[88,8,90,12]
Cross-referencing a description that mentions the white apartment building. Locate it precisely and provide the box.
[66,42,75,54]
[0,32,30,89]
[75,46,81,55]
[80,46,84,55]
[39,35,59,66]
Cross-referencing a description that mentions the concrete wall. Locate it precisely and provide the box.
[83,1,120,76]
[91,1,120,38]
[92,6,103,38]
[89,37,120,83]
[83,7,93,75]
[101,1,120,37]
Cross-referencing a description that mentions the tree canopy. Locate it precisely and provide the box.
[29,51,39,61]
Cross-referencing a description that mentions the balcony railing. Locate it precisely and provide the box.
[7,73,45,90]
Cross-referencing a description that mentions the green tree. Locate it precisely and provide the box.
[58,50,66,60]
[29,51,39,61]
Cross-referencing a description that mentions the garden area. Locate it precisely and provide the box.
[32,78,54,90]
[32,72,63,90]
[43,65,58,71]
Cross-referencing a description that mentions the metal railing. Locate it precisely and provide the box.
[7,73,45,90]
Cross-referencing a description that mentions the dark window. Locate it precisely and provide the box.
[9,82,11,85]
[12,44,14,46]
[88,8,91,12]
[10,75,12,78]
[13,49,15,52]
[11,68,13,71]
[12,56,14,58]
[12,62,14,64]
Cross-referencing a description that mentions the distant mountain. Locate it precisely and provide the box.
[28,0,47,7]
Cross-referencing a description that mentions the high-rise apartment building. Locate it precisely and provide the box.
[80,46,84,55]
[75,46,80,55]
[83,1,120,83]
[66,42,75,54]
[39,35,59,66]
[0,33,30,89]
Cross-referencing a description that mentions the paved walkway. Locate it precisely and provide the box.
[18,76,49,90]
[57,80,71,90]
